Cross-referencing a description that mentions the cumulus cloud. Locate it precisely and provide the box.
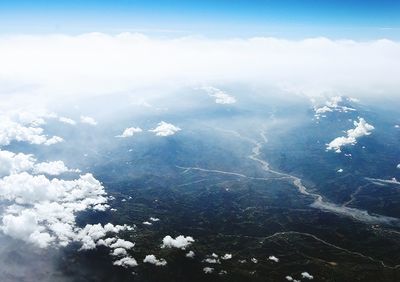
[0,159,136,257]
[116,127,143,138]
[109,238,135,250]
[112,247,128,257]
[80,115,97,125]
[0,150,35,177]
[221,253,232,260]
[143,255,167,266]
[313,96,355,119]
[327,118,374,153]
[268,255,279,262]
[0,172,105,206]
[1,209,53,248]
[33,160,75,175]
[0,149,78,177]
[43,136,64,145]
[204,257,220,264]
[76,224,135,266]
[201,86,236,104]
[203,267,214,274]
[0,112,137,270]
[301,272,314,280]
[59,117,76,125]
[161,235,194,250]
[113,256,138,268]
[186,250,195,258]
[0,115,63,146]
[149,121,181,137]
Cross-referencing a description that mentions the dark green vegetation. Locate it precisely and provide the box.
[16,92,399,282]
[53,98,400,281]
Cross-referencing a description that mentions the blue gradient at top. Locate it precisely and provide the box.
[1,0,400,39]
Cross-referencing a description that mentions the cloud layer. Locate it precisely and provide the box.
[0,33,399,105]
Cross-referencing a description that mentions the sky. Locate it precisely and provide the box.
[1,0,400,39]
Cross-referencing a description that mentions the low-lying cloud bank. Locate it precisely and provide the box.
[0,33,399,106]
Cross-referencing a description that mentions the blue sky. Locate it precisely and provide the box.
[1,0,400,39]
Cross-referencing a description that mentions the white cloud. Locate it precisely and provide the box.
[315,105,333,114]
[221,253,232,260]
[143,221,152,225]
[161,235,194,250]
[0,150,35,177]
[327,118,374,153]
[0,171,118,248]
[313,96,355,119]
[77,224,133,251]
[113,256,138,268]
[109,239,135,250]
[1,34,399,103]
[0,115,62,146]
[112,247,128,257]
[149,121,181,137]
[285,276,294,281]
[268,255,279,262]
[1,109,55,126]
[301,272,314,280]
[143,255,167,266]
[0,149,78,178]
[397,164,400,169]
[80,115,97,125]
[201,86,236,104]
[337,168,343,173]
[43,136,64,145]
[1,210,53,248]
[186,250,195,258]
[204,258,220,264]
[0,116,136,270]
[326,96,343,108]
[33,160,74,175]
[59,117,76,125]
[149,217,160,222]
[251,258,258,263]
[203,267,214,274]
[116,127,143,138]
[97,237,117,247]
